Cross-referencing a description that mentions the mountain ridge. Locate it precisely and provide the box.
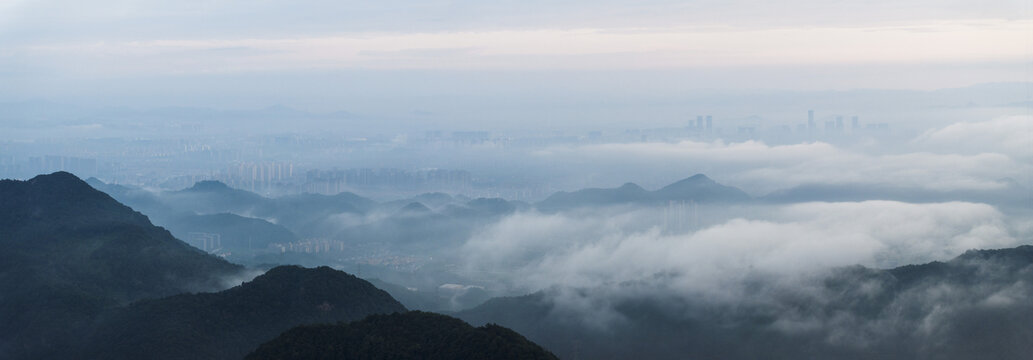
[82,265,407,360]
[246,311,559,360]
[458,244,1033,360]
[0,172,244,359]
[537,173,750,210]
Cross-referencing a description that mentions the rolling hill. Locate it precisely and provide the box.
[0,172,244,359]
[246,311,558,360]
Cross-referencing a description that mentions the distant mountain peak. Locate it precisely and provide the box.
[255,265,342,282]
[670,174,714,185]
[655,174,750,202]
[187,180,231,192]
[536,174,749,211]
[399,202,432,214]
[27,171,91,188]
[658,174,721,192]
[238,265,399,304]
[618,182,646,191]
[3,172,130,222]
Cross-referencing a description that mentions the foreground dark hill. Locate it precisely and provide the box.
[83,265,407,360]
[0,172,243,359]
[0,172,549,360]
[537,174,751,211]
[459,245,1033,360]
[246,311,558,360]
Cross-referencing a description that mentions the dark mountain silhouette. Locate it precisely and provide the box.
[537,174,750,211]
[0,172,546,360]
[398,201,433,215]
[459,245,1033,360]
[654,174,752,202]
[172,180,271,214]
[245,311,558,360]
[82,265,407,360]
[538,182,649,210]
[0,172,242,359]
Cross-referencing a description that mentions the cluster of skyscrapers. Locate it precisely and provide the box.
[689,115,714,132]
[807,110,861,133]
[187,232,222,253]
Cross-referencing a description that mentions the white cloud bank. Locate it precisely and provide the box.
[914,115,1033,160]
[461,201,1020,299]
[534,116,1033,193]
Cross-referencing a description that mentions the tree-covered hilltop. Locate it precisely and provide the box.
[0,172,243,359]
[0,172,242,300]
[0,172,552,360]
[83,265,407,360]
[246,311,559,360]
[458,245,1033,360]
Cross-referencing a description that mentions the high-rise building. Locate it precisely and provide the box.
[836,116,844,130]
[706,115,713,130]
[188,232,221,252]
[696,116,704,129]
[807,110,815,130]
[851,116,859,129]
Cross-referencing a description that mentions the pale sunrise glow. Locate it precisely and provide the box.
[19,19,1032,74]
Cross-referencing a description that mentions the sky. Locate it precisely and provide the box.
[461,200,1023,295]
[1,0,1031,113]
[3,2,1032,343]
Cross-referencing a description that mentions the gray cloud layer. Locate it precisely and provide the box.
[4,0,1027,40]
[529,116,1032,194]
[462,201,1022,297]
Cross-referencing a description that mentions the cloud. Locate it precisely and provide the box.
[8,20,1030,75]
[536,138,1029,194]
[461,201,1020,298]
[218,267,265,290]
[3,1,1028,102]
[459,200,1033,352]
[3,1,1029,41]
[913,115,1033,160]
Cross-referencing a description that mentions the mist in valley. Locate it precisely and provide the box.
[1,0,1032,359]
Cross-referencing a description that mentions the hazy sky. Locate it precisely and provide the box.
[1,1,1031,113]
